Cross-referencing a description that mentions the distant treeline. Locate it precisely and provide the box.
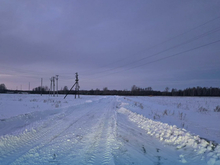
[1,83,220,96]
[170,86,220,96]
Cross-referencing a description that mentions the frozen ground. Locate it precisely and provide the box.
[0,94,220,165]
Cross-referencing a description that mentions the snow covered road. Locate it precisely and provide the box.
[0,95,220,165]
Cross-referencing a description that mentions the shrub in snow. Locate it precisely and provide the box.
[178,112,186,120]
[163,110,168,116]
[139,103,144,109]
[198,106,208,113]
[134,102,144,109]
[214,106,220,112]
[153,113,160,120]
[177,103,181,108]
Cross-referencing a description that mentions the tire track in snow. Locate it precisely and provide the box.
[78,97,118,165]
[91,109,116,165]
[47,102,109,164]
[11,107,99,165]
[0,101,99,164]
[39,96,119,165]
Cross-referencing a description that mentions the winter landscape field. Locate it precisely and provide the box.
[0,94,220,165]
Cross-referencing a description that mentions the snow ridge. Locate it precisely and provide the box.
[118,106,220,165]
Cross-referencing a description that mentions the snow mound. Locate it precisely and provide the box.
[118,106,220,165]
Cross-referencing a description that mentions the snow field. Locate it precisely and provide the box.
[0,94,220,164]
[0,94,103,119]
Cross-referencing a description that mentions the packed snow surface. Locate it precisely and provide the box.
[0,94,220,165]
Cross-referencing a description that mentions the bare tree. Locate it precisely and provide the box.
[131,85,138,92]
[0,84,7,91]
[145,87,152,91]
[103,87,108,91]
[165,87,169,92]
[63,86,69,91]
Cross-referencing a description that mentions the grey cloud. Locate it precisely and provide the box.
[0,0,220,90]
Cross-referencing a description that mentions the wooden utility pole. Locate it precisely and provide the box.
[64,72,80,99]
[56,75,59,97]
[75,72,80,99]
[41,78,43,96]
[49,77,52,96]
[53,77,55,97]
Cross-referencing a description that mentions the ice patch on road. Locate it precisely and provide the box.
[118,106,220,165]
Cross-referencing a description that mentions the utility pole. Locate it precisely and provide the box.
[49,77,52,96]
[64,72,80,99]
[29,82,30,91]
[41,78,43,96]
[75,72,80,99]
[56,75,59,97]
[53,76,55,97]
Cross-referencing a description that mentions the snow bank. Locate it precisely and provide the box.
[121,96,220,144]
[118,106,220,165]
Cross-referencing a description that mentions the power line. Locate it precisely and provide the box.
[85,26,220,76]
[80,16,220,76]
[125,39,220,71]
[85,39,220,80]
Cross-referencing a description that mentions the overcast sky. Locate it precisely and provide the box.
[1,0,220,91]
